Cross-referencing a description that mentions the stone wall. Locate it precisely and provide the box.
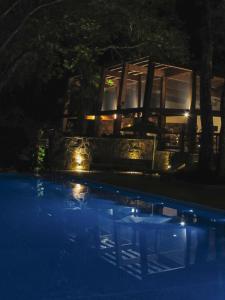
[50,136,171,171]
[50,136,171,172]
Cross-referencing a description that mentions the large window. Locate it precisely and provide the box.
[165,75,191,110]
[150,78,161,108]
[101,80,118,111]
[123,81,139,109]
[139,77,161,108]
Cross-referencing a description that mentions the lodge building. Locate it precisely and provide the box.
[63,57,224,153]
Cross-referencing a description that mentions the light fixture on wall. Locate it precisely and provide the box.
[73,152,84,171]
[184,111,190,118]
[76,154,83,166]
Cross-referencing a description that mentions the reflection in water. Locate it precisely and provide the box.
[1,175,225,300]
[36,179,45,198]
[64,183,225,286]
[71,183,89,202]
[91,204,194,280]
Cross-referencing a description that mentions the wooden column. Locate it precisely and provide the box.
[158,75,166,148]
[138,75,142,109]
[113,63,128,136]
[142,62,155,125]
[94,68,107,136]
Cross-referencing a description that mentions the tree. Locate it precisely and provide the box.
[198,0,215,172]
[213,0,225,176]
[218,80,225,176]
[0,0,189,122]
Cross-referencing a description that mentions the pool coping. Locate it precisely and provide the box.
[2,171,225,220]
[47,171,225,221]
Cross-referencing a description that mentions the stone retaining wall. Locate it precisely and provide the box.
[50,136,171,172]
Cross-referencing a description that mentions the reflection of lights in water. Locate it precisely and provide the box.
[211,218,217,223]
[131,208,139,215]
[72,183,88,202]
[193,215,198,223]
[36,179,44,197]
[173,234,177,238]
[108,209,113,215]
[180,221,186,226]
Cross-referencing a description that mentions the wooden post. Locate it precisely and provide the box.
[138,75,142,108]
[94,68,107,137]
[158,76,166,148]
[142,62,155,126]
[113,63,128,136]
[180,124,186,153]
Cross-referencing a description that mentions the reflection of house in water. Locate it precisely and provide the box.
[63,57,224,153]
[69,184,222,281]
[95,205,194,280]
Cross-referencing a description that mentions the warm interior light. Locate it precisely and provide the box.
[113,114,117,120]
[100,115,115,121]
[184,112,190,118]
[85,115,96,120]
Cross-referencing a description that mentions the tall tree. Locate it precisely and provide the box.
[198,0,214,172]
[214,0,225,176]
[218,80,225,176]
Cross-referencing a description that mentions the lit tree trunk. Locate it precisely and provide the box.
[198,0,214,172]
[187,70,197,165]
[218,79,225,177]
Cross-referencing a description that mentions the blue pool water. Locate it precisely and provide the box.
[0,173,225,300]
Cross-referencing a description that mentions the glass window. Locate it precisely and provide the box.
[166,76,191,109]
[211,77,223,111]
[123,81,138,109]
[150,78,161,108]
[140,77,161,108]
[196,76,200,109]
[101,85,118,111]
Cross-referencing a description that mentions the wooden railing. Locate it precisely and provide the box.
[160,132,220,153]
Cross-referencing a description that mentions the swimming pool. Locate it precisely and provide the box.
[0,173,225,300]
